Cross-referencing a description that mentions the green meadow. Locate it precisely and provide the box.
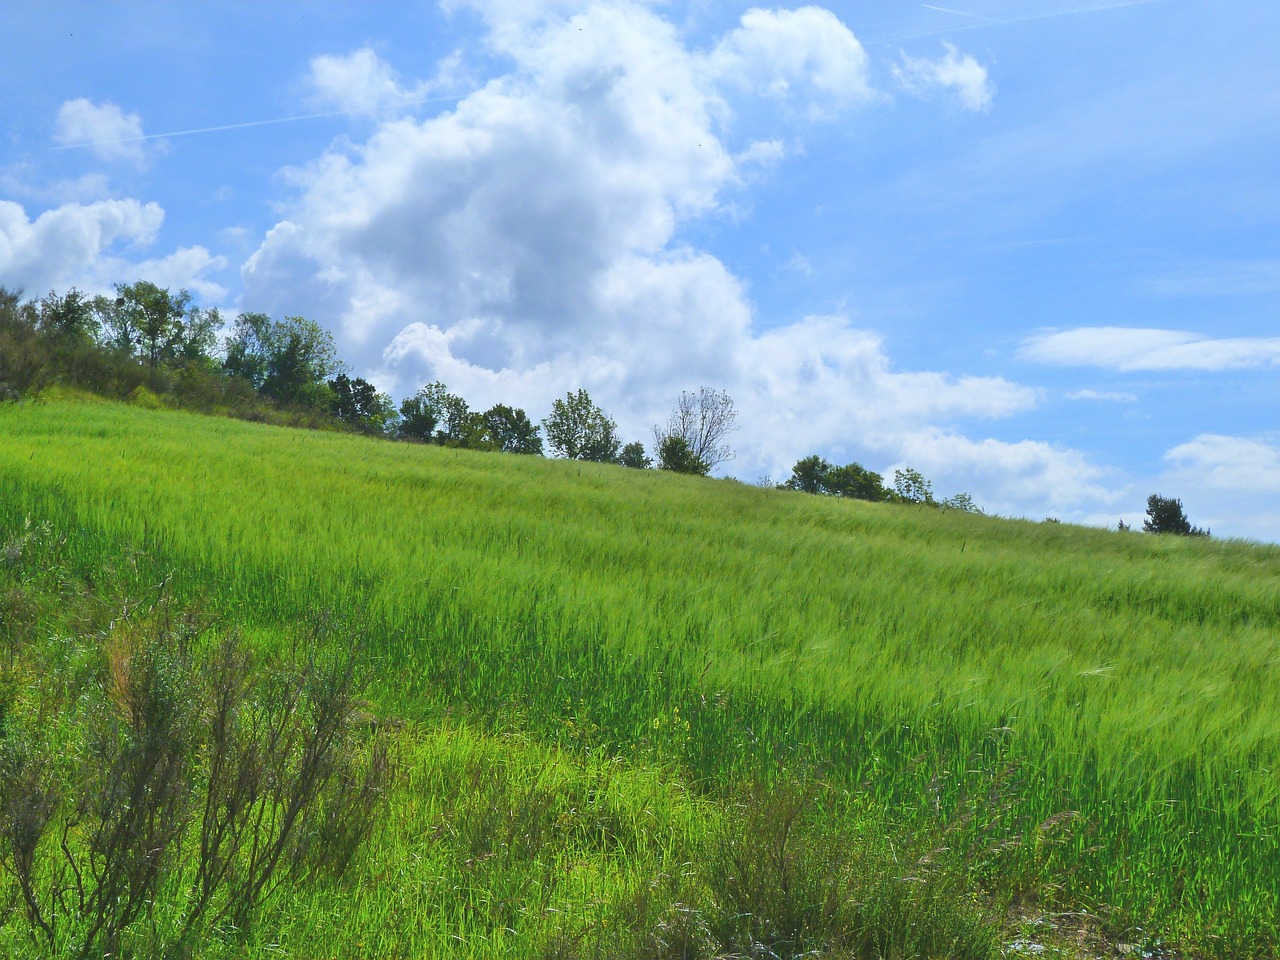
[2,396,1278,958]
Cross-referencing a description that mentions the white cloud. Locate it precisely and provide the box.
[1020,327,1280,371]
[703,6,874,117]
[1165,435,1280,493]
[736,139,787,168]
[306,48,438,117]
[784,251,812,276]
[242,1,1061,506]
[0,164,113,205]
[0,199,225,301]
[1154,435,1280,541]
[130,247,229,303]
[885,431,1116,513]
[1067,389,1137,402]
[53,99,149,165]
[893,42,993,112]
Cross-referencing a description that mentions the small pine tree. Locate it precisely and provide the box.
[1143,495,1208,536]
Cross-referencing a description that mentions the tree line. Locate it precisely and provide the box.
[0,281,1209,533]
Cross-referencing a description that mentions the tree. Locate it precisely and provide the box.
[619,441,652,469]
[111,281,193,369]
[940,492,981,513]
[1143,495,1208,536]
[481,404,543,455]
[395,382,470,445]
[328,374,397,435]
[892,467,935,505]
[223,313,342,408]
[542,389,621,462]
[656,435,709,475]
[653,388,737,473]
[398,391,440,443]
[826,462,890,502]
[35,288,98,341]
[784,456,891,501]
[785,455,832,494]
[176,306,221,367]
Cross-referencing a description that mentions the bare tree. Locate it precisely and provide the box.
[654,388,738,473]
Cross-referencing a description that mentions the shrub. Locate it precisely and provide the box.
[0,596,391,958]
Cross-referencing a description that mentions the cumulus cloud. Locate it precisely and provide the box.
[893,42,993,112]
[0,199,225,301]
[307,48,438,117]
[1020,327,1280,371]
[1165,435,1280,493]
[885,432,1116,513]
[240,1,1085,511]
[53,99,149,165]
[703,6,874,117]
[1156,435,1280,541]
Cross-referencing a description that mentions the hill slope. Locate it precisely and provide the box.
[2,397,1278,956]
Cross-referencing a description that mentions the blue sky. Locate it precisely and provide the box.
[2,0,1277,539]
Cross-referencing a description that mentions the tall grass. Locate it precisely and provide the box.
[2,398,1278,954]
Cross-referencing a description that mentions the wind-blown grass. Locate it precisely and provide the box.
[1,397,1278,955]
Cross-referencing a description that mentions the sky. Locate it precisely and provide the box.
[2,1,1278,540]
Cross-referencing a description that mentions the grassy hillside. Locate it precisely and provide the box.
[2,396,1278,957]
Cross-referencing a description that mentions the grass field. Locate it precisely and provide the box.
[2,396,1278,957]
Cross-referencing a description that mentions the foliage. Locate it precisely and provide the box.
[656,435,709,475]
[328,373,398,435]
[785,455,890,501]
[618,441,651,469]
[703,782,996,960]
[403,381,467,444]
[942,492,982,513]
[653,387,737,473]
[100,281,203,370]
[223,311,342,407]
[1144,494,1209,536]
[34,288,99,342]
[893,466,936,505]
[542,389,621,462]
[482,403,544,455]
[396,382,510,450]
[0,544,390,959]
[17,584,390,960]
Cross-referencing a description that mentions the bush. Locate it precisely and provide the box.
[0,587,391,958]
[702,780,997,960]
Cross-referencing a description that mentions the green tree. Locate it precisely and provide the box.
[826,462,890,502]
[785,455,833,494]
[653,387,737,473]
[619,441,651,469]
[542,389,621,462]
[398,391,440,443]
[892,467,935,505]
[328,374,397,435]
[940,492,981,513]
[785,457,890,502]
[35,288,98,341]
[111,281,193,369]
[482,404,543,455]
[176,306,221,367]
[223,313,342,408]
[656,435,710,475]
[395,382,470,445]
[1143,494,1208,536]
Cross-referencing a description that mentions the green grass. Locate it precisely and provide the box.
[1,397,1278,956]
